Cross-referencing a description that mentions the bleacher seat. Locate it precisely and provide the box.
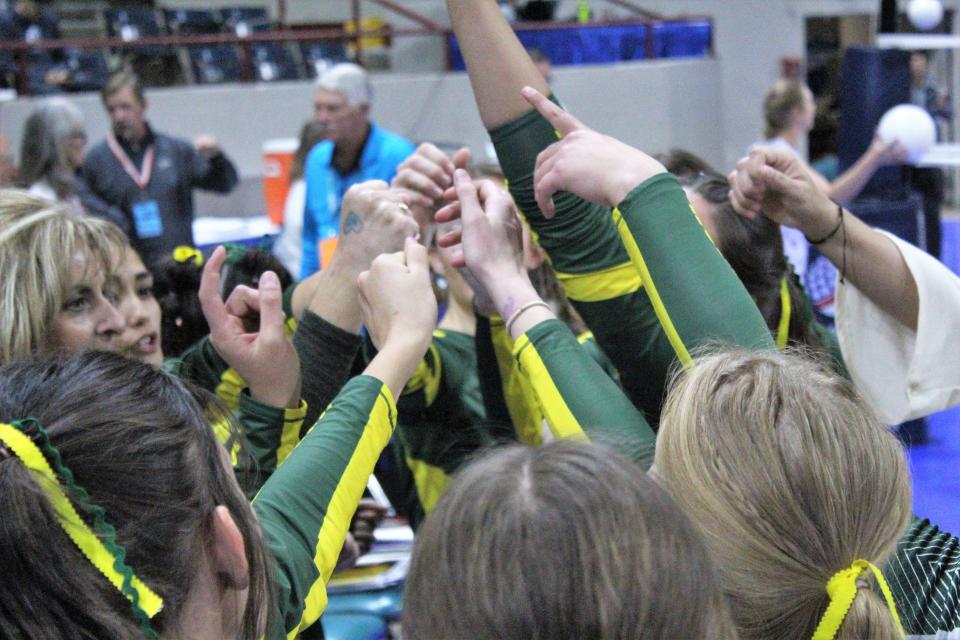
[251,42,298,82]
[187,44,243,84]
[221,7,271,37]
[104,8,168,57]
[299,41,348,78]
[163,9,221,36]
[26,47,110,94]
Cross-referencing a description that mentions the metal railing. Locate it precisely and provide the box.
[0,0,713,95]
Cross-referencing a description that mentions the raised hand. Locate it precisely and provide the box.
[521,86,666,217]
[292,181,420,325]
[437,169,552,335]
[727,146,839,241]
[392,143,471,238]
[333,181,421,272]
[357,238,437,397]
[199,246,302,408]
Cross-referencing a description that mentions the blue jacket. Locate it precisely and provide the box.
[300,123,415,278]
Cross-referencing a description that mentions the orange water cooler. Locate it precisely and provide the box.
[262,137,298,225]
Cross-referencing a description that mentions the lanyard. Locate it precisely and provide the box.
[107,134,155,191]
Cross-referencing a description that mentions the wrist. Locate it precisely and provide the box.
[306,263,363,333]
[608,158,667,207]
[488,276,540,320]
[799,197,841,241]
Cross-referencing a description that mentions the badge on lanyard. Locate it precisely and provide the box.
[108,134,161,238]
[132,200,162,239]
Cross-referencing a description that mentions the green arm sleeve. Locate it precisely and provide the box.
[513,319,657,469]
[166,339,304,492]
[883,517,960,635]
[220,394,306,497]
[253,375,396,638]
[489,107,669,419]
[613,174,774,365]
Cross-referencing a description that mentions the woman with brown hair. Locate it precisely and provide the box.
[403,440,736,639]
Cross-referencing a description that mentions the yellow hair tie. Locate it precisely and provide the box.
[812,559,904,640]
[0,423,164,618]
[776,276,791,349]
[173,245,203,267]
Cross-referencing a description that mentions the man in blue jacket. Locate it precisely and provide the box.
[300,63,415,277]
[83,70,238,269]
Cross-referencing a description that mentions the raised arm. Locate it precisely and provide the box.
[446,0,550,129]
[439,172,657,467]
[290,181,419,426]
[729,146,920,331]
[255,237,436,637]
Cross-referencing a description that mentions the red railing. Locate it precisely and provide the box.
[0,0,712,95]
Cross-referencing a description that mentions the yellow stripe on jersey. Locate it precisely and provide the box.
[211,416,241,467]
[612,207,694,368]
[215,367,245,412]
[555,260,643,302]
[403,342,443,408]
[490,318,543,446]
[405,455,451,514]
[286,386,397,639]
[277,400,307,468]
[513,334,589,441]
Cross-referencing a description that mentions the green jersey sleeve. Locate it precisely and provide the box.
[513,318,657,469]
[613,174,774,363]
[254,374,396,638]
[490,104,773,424]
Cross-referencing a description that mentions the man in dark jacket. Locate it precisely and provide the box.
[82,69,238,268]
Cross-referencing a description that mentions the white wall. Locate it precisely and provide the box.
[0,58,722,216]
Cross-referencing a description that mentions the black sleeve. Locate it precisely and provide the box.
[292,310,362,430]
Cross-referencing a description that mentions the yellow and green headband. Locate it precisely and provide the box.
[812,558,904,640]
[0,420,164,638]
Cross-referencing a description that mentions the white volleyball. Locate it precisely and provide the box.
[877,104,936,164]
[907,0,944,31]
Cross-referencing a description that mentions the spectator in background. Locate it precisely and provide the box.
[910,50,951,259]
[82,70,238,270]
[271,120,327,277]
[17,97,85,213]
[17,97,128,227]
[300,62,415,277]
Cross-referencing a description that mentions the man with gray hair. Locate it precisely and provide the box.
[300,62,415,277]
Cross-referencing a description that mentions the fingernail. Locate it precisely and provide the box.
[454,168,468,183]
[261,271,279,289]
[521,85,534,96]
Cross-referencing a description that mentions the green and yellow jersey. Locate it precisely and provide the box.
[396,328,492,523]
[489,103,773,425]
[253,375,396,639]
[164,336,305,495]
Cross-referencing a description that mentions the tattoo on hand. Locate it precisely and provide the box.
[343,211,363,235]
